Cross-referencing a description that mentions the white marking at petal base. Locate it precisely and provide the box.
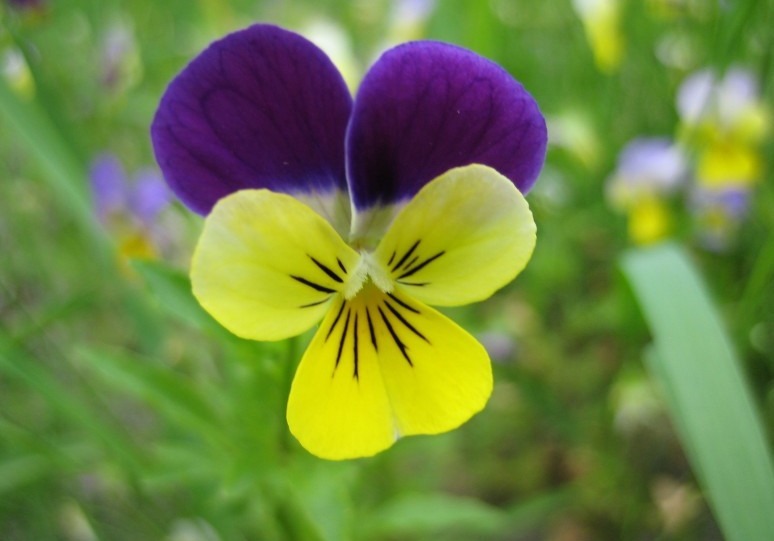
[295,189,352,239]
[348,201,406,251]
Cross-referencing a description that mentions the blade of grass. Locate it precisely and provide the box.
[359,488,568,540]
[0,336,144,477]
[0,78,102,249]
[364,492,503,537]
[75,346,225,446]
[621,243,774,541]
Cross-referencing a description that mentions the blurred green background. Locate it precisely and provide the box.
[1,0,772,540]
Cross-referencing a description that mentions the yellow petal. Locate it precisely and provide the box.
[697,141,761,187]
[373,164,536,307]
[286,292,394,460]
[374,289,493,437]
[628,195,671,246]
[286,284,492,459]
[191,189,359,341]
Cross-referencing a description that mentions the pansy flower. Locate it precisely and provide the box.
[151,24,546,459]
[605,137,687,245]
[677,67,768,250]
[90,153,170,260]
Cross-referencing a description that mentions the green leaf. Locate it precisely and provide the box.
[361,492,505,539]
[621,243,774,541]
[359,488,567,540]
[502,489,570,534]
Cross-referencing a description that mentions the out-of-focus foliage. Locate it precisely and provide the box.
[1,0,772,540]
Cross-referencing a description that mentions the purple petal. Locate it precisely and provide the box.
[89,153,128,220]
[691,186,750,218]
[346,41,547,209]
[677,69,715,124]
[616,137,687,191]
[718,66,759,124]
[129,168,171,224]
[151,24,353,215]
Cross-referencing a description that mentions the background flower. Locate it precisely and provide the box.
[677,66,768,250]
[605,137,687,245]
[89,152,171,260]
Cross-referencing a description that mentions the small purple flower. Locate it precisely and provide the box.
[677,66,762,130]
[478,330,518,364]
[90,153,170,227]
[689,186,751,252]
[612,138,686,190]
[90,153,127,222]
[676,66,766,250]
[605,137,687,245]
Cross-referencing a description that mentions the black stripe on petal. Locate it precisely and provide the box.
[403,255,419,271]
[309,255,343,283]
[384,300,429,343]
[335,308,351,370]
[325,301,347,341]
[299,297,331,308]
[337,258,347,274]
[397,251,445,280]
[386,292,420,314]
[290,275,336,294]
[378,306,413,367]
[365,307,378,351]
[392,240,420,272]
[353,313,360,380]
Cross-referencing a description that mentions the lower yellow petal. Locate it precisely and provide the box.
[287,293,395,460]
[374,164,536,307]
[376,288,493,437]
[286,285,492,459]
[191,189,359,341]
